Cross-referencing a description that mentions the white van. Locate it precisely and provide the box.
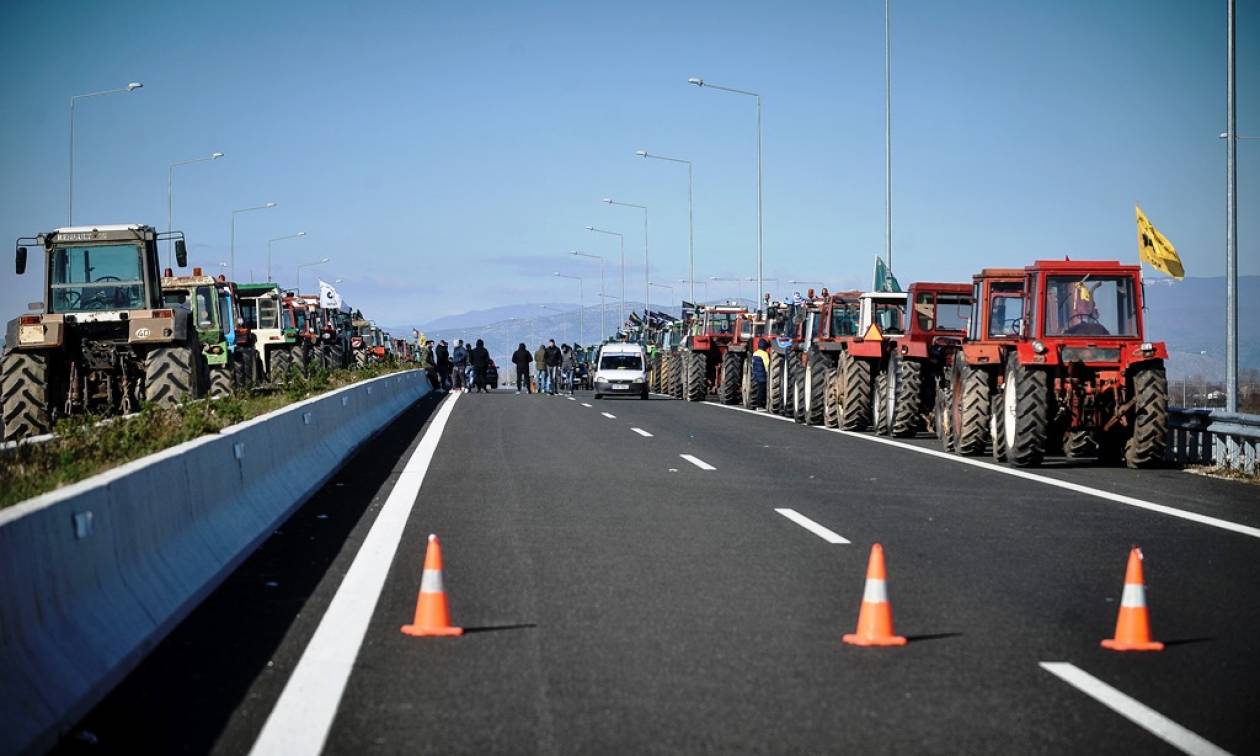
[593,342,649,400]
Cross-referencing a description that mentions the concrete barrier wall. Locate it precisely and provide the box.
[0,370,431,755]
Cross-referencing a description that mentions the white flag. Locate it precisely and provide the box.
[319,280,341,309]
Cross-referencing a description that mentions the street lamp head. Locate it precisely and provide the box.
[635,150,648,157]
[687,77,703,87]
[127,82,143,91]
[265,202,277,208]
[211,152,224,159]
[553,271,561,276]
[319,257,329,263]
[297,231,307,237]
[602,198,612,204]
[585,225,595,231]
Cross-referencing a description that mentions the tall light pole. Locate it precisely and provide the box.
[296,257,330,293]
[571,250,605,342]
[168,151,224,267]
[230,202,277,281]
[1225,0,1238,413]
[554,272,585,344]
[885,0,893,271]
[603,198,648,337]
[586,225,625,329]
[268,232,306,281]
[689,76,762,305]
[68,81,143,225]
[635,150,694,303]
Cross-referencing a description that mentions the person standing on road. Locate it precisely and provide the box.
[752,338,770,409]
[560,343,577,395]
[470,338,491,393]
[512,342,533,394]
[451,339,468,392]
[435,340,451,391]
[544,339,562,395]
[534,343,548,394]
[420,340,439,391]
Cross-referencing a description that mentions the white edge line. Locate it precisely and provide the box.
[631,427,654,437]
[775,508,849,544]
[679,453,716,471]
[250,392,462,756]
[699,401,1260,541]
[1040,663,1232,756]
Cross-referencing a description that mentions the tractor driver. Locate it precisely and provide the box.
[1066,276,1108,336]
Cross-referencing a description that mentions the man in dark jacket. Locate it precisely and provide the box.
[512,343,533,394]
[435,340,451,391]
[544,339,562,395]
[469,338,492,393]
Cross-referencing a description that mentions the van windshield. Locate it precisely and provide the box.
[600,354,643,370]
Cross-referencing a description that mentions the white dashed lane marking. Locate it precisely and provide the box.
[679,454,716,471]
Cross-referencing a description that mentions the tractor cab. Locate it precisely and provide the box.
[859,292,908,338]
[162,268,231,368]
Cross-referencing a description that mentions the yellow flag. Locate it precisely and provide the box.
[1135,205,1184,279]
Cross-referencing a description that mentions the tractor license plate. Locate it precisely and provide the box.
[19,324,43,344]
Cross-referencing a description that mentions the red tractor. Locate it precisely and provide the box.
[952,259,1168,468]
[680,305,748,402]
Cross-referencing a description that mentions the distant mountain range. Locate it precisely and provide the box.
[383,277,1257,379]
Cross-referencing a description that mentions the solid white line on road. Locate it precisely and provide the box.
[601,412,617,419]
[631,427,654,437]
[774,508,850,544]
[250,392,461,756]
[680,454,716,471]
[701,401,1260,542]
[580,403,592,408]
[1039,663,1232,756]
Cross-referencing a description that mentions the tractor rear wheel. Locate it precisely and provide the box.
[768,352,784,414]
[872,365,892,435]
[271,347,295,381]
[719,351,742,405]
[233,348,255,388]
[1002,353,1048,467]
[686,350,707,402]
[824,366,840,428]
[1064,430,1096,458]
[891,354,923,437]
[1125,363,1168,468]
[837,351,872,431]
[145,342,201,407]
[2,351,53,442]
[330,343,345,370]
[294,344,311,377]
[804,352,829,426]
[741,356,753,409]
[935,378,954,452]
[790,357,807,423]
[990,393,1007,462]
[208,364,234,397]
[354,348,368,368]
[952,362,990,455]
[672,354,684,398]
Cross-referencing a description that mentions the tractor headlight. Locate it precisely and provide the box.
[1032,340,1047,354]
[1140,342,1154,353]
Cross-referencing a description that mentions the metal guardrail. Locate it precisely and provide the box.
[1167,407,1259,475]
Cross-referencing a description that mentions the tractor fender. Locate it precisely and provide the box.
[960,343,1004,368]
[1014,341,1059,366]
[1123,341,1168,364]
[5,314,65,352]
[847,340,883,359]
[693,335,711,350]
[894,340,929,360]
[128,308,189,345]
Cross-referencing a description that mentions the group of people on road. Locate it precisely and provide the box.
[418,337,495,393]
[509,340,578,396]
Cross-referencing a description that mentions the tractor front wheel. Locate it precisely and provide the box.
[2,350,53,442]
[719,351,742,405]
[271,347,295,381]
[145,342,202,407]
[686,350,707,402]
[768,352,784,414]
[837,351,872,431]
[935,378,954,452]
[1002,353,1048,467]
[952,362,991,456]
[872,364,893,435]
[208,364,234,397]
[890,354,923,437]
[1125,363,1168,468]
[804,351,829,426]
[990,393,1007,462]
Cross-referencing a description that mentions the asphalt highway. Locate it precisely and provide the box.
[55,388,1259,755]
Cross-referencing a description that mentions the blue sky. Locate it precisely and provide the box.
[1,0,1255,328]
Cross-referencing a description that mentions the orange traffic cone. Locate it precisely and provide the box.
[1101,547,1163,651]
[843,543,907,647]
[401,534,464,637]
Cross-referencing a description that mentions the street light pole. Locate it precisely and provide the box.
[635,150,694,304]
[571,251,605,342]
[296,257,330,293]
[689,77,762,306]
[168,151,223,267]
[885,0,893,271]
[554,272,585,345]
[230,202,277,281]
[268,232,307,281]
[1225,0,1238,413]
[586,226,625,331]
[603,198,648,337]
[68,82,143,225]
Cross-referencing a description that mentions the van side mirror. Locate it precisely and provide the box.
[16,246,27,275]
[175,240,188,267]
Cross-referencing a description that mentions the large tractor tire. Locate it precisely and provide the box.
[990,393,1007,462]
[686,350,707,402]
[741,355,754,409]
[823,366,839,428]
[208,364,235,397]
[1064,430,1096,459]
[872,365,892,435]
[2,351,53,442]
[790,357,806,423]
[145,342,202,407]
[837,351,872,431]
[935,378,954,452]
[330,343,346,371]
[1002,352,1048,467]
[1125,363,1168,469]
[294,344,311,377]
[768,352,784,415]
[271,347,295,381]
[354,348,368,369]
[671,354,684,398]
[890,354,923,437]
[803,351,830,426]
[719,351,742,405]
[951,362,991,456]
[233,348,257,388]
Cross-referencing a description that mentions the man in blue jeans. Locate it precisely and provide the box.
[544,340,562,395]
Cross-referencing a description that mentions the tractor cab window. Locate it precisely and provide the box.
[50,243,145,313]
[935,294,969,332]
[872,300,906,334]
[988,283,1024,337]
[1045,275,1137,337]
[194,286,215,329]
[239,297,258,328]
[218,291,234,333]
[257,297,278,329]
[913,293,935,331]
[830,302,859,337]
[707,312,736,334]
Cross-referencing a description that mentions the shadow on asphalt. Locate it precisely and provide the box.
[904,632,964,643]
[1162,637,1215,647]
[51,392,444,756]
[462,623,539,635]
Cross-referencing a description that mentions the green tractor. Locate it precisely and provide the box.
[161,268,260,395]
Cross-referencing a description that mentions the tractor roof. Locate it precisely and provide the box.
[41,225,151,245]
[161,275,218,287]
[974,267,1025,280]
[1028,259,1139,274]
[236,282,283,295]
